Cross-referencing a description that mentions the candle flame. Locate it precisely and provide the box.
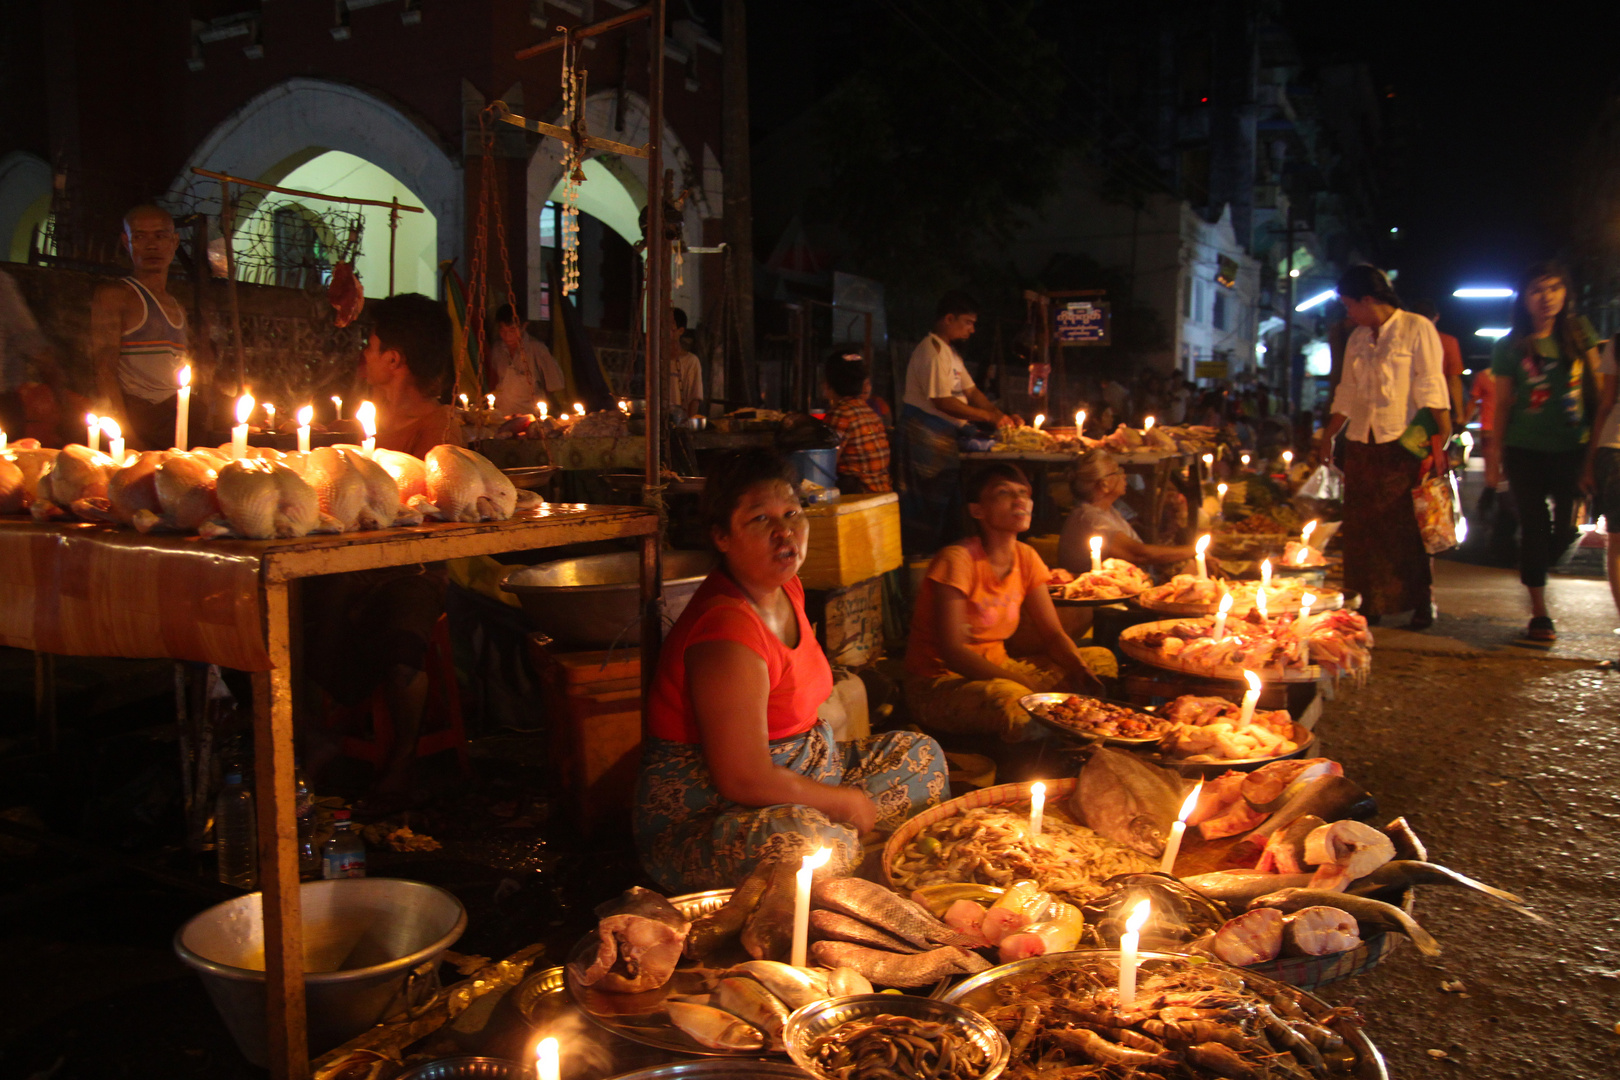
[178,365,192,388]
[1195,534,1210,555]
[1217,593,1234,614]
[1301,519,1317,542]
[1178,780,1204,822]
[1031,781,1046,801]
[1202,453,1214,466]
[297,405,313,427]
[1295,547,1310,565]
[1301,591,1316,609]
[332,395,343,415]
[1075,410,1085,430]
[619,399,630,414]
[1255,588,1268,618]
[86,412,97,428]
[535,1036,559,1080]
[263,402,275,423]
[1241,452,1250,466]
[1033,413,1045,429]
[1126,898,1152,934]
[236,393,255,425]
[1244,669,1262,692]
[356,400,377,439]
[1283,450,1294,464]
[539,401,549,419]
[99,417,121,440]
[1143,416,1154,432]
[459,393,469,408]
[574,402,585,416]
[1261,558,1272,584]
[486,394,496,409]
[803,846,832,871]
[1217,482,1227,499]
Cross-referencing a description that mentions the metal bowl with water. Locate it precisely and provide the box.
[784,994,1009,1080]
[501,549,715,648]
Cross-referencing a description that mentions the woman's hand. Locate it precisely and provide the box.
[836,788,878,834]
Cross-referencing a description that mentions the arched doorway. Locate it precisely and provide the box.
[0,152,52,263]
[172,78,461,296]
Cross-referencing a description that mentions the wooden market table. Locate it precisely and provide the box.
[0,504,659,1080]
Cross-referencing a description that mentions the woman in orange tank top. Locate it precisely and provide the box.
[636,450,947,892]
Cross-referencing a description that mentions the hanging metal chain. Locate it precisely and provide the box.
[559,28,584,296]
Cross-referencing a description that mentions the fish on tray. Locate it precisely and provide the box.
[812,876,979,948]
[573,887,692,994]
[1072,746,1186,856]
[808,940,990,987]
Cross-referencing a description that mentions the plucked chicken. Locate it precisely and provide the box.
[372,448,442,520]
[33,444,119,521]
[425,444,518,522]
[299,447,368,531]
[201,459,328,539]
[132,453,221,534]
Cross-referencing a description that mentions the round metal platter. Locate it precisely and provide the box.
[1134,587,1345,617]
[1048,588,1142,608]
[940,950,1388,1080]
[1117,618,1328,683]
[1017,692,1166,746]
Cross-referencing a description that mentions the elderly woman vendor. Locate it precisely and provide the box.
[1058,448,1197,573]
[635,449,948,892]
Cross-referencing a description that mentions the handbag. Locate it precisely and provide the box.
[1412,471,1463,554]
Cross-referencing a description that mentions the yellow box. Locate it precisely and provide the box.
[800,493,902,589]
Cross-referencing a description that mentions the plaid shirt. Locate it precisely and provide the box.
[825,396,893,493]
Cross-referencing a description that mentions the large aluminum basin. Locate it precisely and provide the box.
[501,549,716,648]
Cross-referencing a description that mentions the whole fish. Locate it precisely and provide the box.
[740,855,800,961]
[1233,775,1372,861]
[717,977,790,1047]
[1239,758,1341,813]
[1072,746,1186,856]
[1247,887,1440,956]
[812,877,979,948]
[1182,871,1314,907]
[1349,860,1540,920]
[1254,814,1325,874]
[724,960,829,1010]
[665,1001,764,1051]
[810,909,923,953]
[825,967,873,997]
[687,858,774,959]
[808,940,990,988]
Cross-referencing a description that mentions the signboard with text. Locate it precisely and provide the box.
[1054,299,1110,345]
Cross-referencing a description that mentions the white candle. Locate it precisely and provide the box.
[1195,534,1210,580]
[175,365,192,451]
[1260,558,1272,590]
[1075,409,1085,432]
[1202,452,1214,471]
[232,393,254,459]
[791,846,832,969]
[536,1036,559,1080]
[539,401,549,420]
[1089,535,1103,572]
[356,400,377,458]
[486,393,495,411]
[1297,592,1316,670]
[1029,781,1046,839]
[1238,670,1262,726]
[86,413,100,452]
[1283,449,1294,469]
[1117,899,1151,1009]
[296,405,313,454]
[0,429,6,452]
[263,402,275,431]
[459,393,469,409]
[332,394,343,420]
[1301,519,1318,549]
[1212,592,1233,639]
[1159,781,1203,874]
[619,399,630,414]
[100,417,124,464]
[1033,413,1045,429]
[1255,586,1268,622]
[1241,452,1250,468]
[1143,415,1154,433]
[574,402,585,416]
[1216,482,1227,514]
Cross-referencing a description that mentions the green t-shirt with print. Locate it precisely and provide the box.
[1490,315,1597,452]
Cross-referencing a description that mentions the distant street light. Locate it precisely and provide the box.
[1454,287,1515,299]
[1295,289,1336,313]
[1474,328,1511,339]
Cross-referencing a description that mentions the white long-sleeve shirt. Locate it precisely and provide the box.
[1330,309,1450,444]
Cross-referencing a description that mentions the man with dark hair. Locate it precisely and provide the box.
[665,306,704,418]
[360,293,462,457]
[822,351,891,493]
[901,290,1013,552]
[490,302,563,415]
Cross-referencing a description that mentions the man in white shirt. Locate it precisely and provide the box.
[1318,265,1451,628]
[900,290,1011,552]
[490,303,564,415]
[665,307,705,418]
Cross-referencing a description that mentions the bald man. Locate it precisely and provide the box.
[90,204,203,450]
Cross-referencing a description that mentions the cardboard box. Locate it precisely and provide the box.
[800,493,902,589]
[806,577,884,667]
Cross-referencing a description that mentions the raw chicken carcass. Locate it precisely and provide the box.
[301,447,368,531]
[202,459,328,539]
[341,449,412,529]
[33,444,118,520]
[0,455,25,514]
[73,451,168,524]
[132,453,221,534]
[7,447,57,508]
[372,448,442,520]
[424,445,517,522]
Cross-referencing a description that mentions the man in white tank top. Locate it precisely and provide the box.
[90,205,204,450]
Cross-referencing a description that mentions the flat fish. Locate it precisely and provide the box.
[665,1002,764,1052]
[724,961,828,1010]
[1073,746,1185,856]
[810,909,923,953]
[1248,887,1440,956]
[813,877,980,949]
[808,940,990,988]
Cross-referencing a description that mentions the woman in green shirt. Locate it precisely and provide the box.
[1484,262,1600,642]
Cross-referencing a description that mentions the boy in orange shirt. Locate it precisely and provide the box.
[904,463,1116,741]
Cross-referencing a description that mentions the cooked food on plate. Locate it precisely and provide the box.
[1046,560,1153,600]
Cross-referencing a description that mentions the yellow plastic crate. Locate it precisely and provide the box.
[799,493,902,589]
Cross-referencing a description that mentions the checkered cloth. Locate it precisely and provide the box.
[826,396,893,493]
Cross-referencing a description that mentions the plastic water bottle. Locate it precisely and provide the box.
[322,810,366,879]
[216,770,258,889]
[294,763,319,880]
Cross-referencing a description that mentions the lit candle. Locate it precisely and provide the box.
[486,393,495,411]
[1033,413,1045,429]
[459,393,469,409]
[1202,452,1214,471]
[1143,415,1154,433]
[619,399,630,414]
[175,365,192,451]
[1301,519,1318,548]
[356,400,377,458]
[1255,586,1268,622]
[0,429,6,452]
[263,402,275,432]
[1298,592,1316,669]
[536,1036,559,1080]
[1159,781,1203,874]
[1216,482,1228,511]
[574,402,585,416]
[1212,592,1234,639]
[1117,899,1151,1009]
[539,400,549,420]
[1029,781,1046,839]
[100,417,124,464]
[1195,534,1210,580]
[332,394,343,420]
[296,405,313,454]
[86,413,100,452]
[1260,558,1272,590]
[232,393,255,459]
[1075,409,1085,432]
[1089,535,1103,572]
[1238,670,1262,726]
[791,846,833,968]
[1241,452,1251,468]
[1282,449,1294,469]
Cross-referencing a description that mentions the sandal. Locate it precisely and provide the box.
[1527,616,1556,643]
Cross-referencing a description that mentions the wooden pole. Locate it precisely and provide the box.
[515,2,654,58]
[388,198,399,297]
[641,0,667,708]
[220,180,248,394]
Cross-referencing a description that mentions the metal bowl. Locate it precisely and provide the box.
[396,1057,520,1080]
[606,1063,807,1080]
[784,994,1010,1080]
[501,549,716,647]
[1018,692,1166,746]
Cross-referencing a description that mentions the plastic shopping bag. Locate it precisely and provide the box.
[1412,470,1464,554]
[1298,464,1344,502]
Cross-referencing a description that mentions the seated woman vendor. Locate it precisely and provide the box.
[905,463,1117,742]
[635,449,948,893]
[1057,448,1197,574]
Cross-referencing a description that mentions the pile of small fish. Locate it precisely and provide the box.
[892,803,1158,908]
[0,439,532,538]
[978,954,1367,1078]
[804,1012,993,1080]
